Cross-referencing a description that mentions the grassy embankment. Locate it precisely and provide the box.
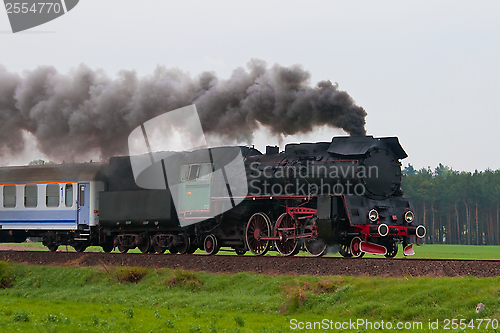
[1,261,500,332]
[5,242,500,260]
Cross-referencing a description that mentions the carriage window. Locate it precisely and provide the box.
[46,184,59,207]
[188,164,200,181]
[180,165,190,182]
[65,184,73,207]
[3,185,16,208]
[24,185,37,208]
[199,163,211,180]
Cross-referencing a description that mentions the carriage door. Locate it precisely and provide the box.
[77,183,90,227]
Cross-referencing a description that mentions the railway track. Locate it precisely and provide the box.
[1,250,500,277]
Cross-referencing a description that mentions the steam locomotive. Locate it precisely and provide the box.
[0,135,425,257]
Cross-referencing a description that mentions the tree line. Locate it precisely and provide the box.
[402,164,500,245]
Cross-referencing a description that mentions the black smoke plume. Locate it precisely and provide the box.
[0,59,366,162]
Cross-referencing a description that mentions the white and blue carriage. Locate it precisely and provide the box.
[0,163,104,251]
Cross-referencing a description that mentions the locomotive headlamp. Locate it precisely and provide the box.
[368,209,379,222]
[378,223,389,237]
[416,225,426,238]
[404,211,414,224]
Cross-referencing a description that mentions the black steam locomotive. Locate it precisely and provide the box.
[0,136,425,257]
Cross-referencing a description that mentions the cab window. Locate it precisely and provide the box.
[188,164,200,181]
[181,164,211,182]
[180,165,189,182]
[199,163,211,180]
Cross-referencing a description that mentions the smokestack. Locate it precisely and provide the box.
[0,59,366,162]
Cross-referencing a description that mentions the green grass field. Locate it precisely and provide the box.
[1,262,500,332]
[5,242,500,260]
[410,244,500,260]
[358,244,500,260]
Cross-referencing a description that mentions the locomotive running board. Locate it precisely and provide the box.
[360,241,387,255]
[403,244,415,256]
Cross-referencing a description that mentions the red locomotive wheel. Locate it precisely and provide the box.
[274,213,298,256]
[245,212,271,255]
[305,239,327,257]
[204,234,219,255]
[350,236,365,258]
[304,219,326,257]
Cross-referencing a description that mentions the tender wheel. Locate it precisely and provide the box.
[169,247,178,254]
[339,244,352,257]
[274,213,298,256]
[154,244,167,254]
[152,234,166,254]
[245,212,271,255]
[204,234,219,255]
[176,234,191,254]
[385,241,398,258]
[117,244,129,254]
[186,244,198,254]
[114,235,128,254]
[73,242,87,253]
[235,249,246,255]
[305,239,327,257]
[101,243,114,253]
[138,234,151,254]
[47,244,58,252]
[350,236,365,258]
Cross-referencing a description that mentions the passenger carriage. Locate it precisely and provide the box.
[0,163,104,251]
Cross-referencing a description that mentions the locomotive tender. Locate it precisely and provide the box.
[0,135,425,257]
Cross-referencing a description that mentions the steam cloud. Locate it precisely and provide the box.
[0,59,366,162]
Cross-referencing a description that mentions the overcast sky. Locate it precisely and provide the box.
[1,0,499,172]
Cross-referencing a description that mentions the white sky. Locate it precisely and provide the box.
[1,0,499,171]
